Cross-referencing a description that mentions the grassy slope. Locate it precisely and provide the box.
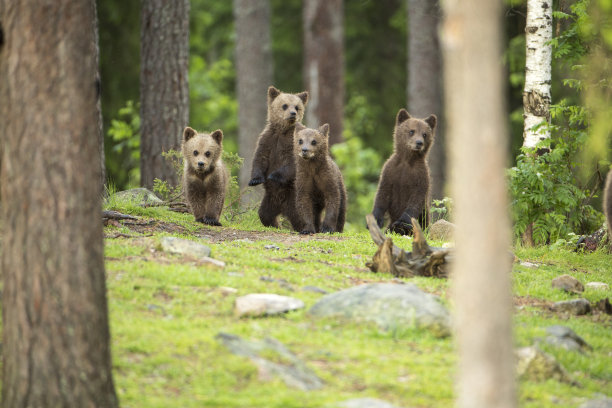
[101,203,612,408]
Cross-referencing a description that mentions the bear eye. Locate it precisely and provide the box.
[193,150,199,156]
[298,139,303,145]
[423,133,427,138]
[295,105,300,111]
[282,104,288,110]
[311,140,317,146]
[409,130,415,136]
[205,151,211,157]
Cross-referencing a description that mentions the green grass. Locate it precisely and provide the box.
[101,204,611,407]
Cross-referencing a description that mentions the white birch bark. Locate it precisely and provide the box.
[523,0,552,148]
[441,0,517,407]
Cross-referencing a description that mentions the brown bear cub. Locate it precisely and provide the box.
[294,123,347,234]
[372,109,437,235]
[182,127,229,226]
[604,168,612,240]
[249,86,309,230]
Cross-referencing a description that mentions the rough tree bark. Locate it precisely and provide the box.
[523,0,552,148]
[407,0,445,200]
[441,0,517,407]
[93,0,106,193]
[234,0,272,203]
[303,0,344,145]
[140,0,190,190]
[0,1,119,406]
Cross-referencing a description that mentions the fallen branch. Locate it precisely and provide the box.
[102,210,138,221]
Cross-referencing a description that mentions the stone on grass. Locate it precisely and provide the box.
[551,274,584,293]
[543,325,591,352]
[308,283,450,337]
[199,256,225,268]
[235,294,304,317]
[585,282,610,291]
[216,332,323,391]
[551,298,591,315]
[519,261,540,268]
[516,346,575,385]
[427,219,455,241]
[580,397,612,408]
[302,285,329,294]
[334,398,404,408]
[112,188,163,205]
[160,236,211,258]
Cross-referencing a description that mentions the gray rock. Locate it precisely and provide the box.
[160,237,211,258]
[235,293,304,317]
[334,398,403,408]
[302,285,329,294]
[516,346,575,384]
[580,397,612,408]
[585,282,610,291]
[551,274,584,293]
[552,298,591,315]
[543,325,591,352]
[519,261,540,268]
[308,283,451,337]
[427,219,455,241]
[216,332,323,391]
[111,188,163,205]
[264,244,280,250]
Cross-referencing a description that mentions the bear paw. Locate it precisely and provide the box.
[267,171,286,184]
[299,229,315,235]
[202,217,222,227]
[248,176,265,186]
[389,221,412,236]
[320,225,335,234]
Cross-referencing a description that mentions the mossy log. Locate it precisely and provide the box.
[365,214,451,278]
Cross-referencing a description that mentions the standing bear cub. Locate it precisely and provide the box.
[372,109,437,235]
[182,127,229,226]
[294,123,347,234]
[249,86,309,230]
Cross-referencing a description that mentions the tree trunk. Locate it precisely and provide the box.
[140,0,190,190]
[0,1,119,406]
[303,0,344,145]
[523,0,552,148]
[441,0,517,407]
[234,0,272,203]
[93,0,106,194]
[407,0,445,201]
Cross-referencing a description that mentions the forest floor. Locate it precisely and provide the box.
[99,194,612,408]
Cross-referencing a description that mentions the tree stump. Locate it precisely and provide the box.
[365,214,451,278]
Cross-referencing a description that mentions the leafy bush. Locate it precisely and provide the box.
[106,100,141,188]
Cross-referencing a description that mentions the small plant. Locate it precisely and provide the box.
[431,197,453,222]
[153,149,184,202]
[106,100,141,188]
[221,151,247,222]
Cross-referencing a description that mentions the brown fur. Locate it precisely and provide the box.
[294,123,347,234]
[182,127,229,226]
[372,109,437,235]
[604,168,612,239]
[249,86,309,230]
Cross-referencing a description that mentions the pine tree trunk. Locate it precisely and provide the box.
[93,0,106,194]
[0,1,118,406]
[234,0,272,202]
[303,0,344,145]
[140,0,190,190]
[442,0,517,407]
[523,0,552,148]
[407,0,445,201]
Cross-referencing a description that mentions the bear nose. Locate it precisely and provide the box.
[415,140,424,148]
[301,147,309,153]
[198,161,205,167]
[290,111,297,117]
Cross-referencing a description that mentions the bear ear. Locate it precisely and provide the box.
[211,129,223,145]
[396,109,411,125]
[268,86,281,102]
[425,114,437,131]
[183,126,197,142]
[294,122,306,133]
[297,91,309,105]
[318,123,330,138]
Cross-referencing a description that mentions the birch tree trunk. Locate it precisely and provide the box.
[441,0,517,407]
[303,0,344,145]
[140,0,190,190]
[0,1,119,405]
[407,0,445,201]
[523,0,552,148]
[234,0,272,203]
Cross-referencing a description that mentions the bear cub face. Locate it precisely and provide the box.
[182,127,223,175]
[394,109,437,156]
[267,86,308,127]
[294,123,329,160]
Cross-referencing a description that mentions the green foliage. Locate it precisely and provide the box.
[106,101,141,188]
[220,151,248,222]
[152,150,184,202]
[331,129,383,227]
[431,197,453,222]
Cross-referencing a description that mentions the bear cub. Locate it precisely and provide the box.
[294,123,347,234]
[182,126,229,226]
[249,86,309,230]
[372,109,437,235]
